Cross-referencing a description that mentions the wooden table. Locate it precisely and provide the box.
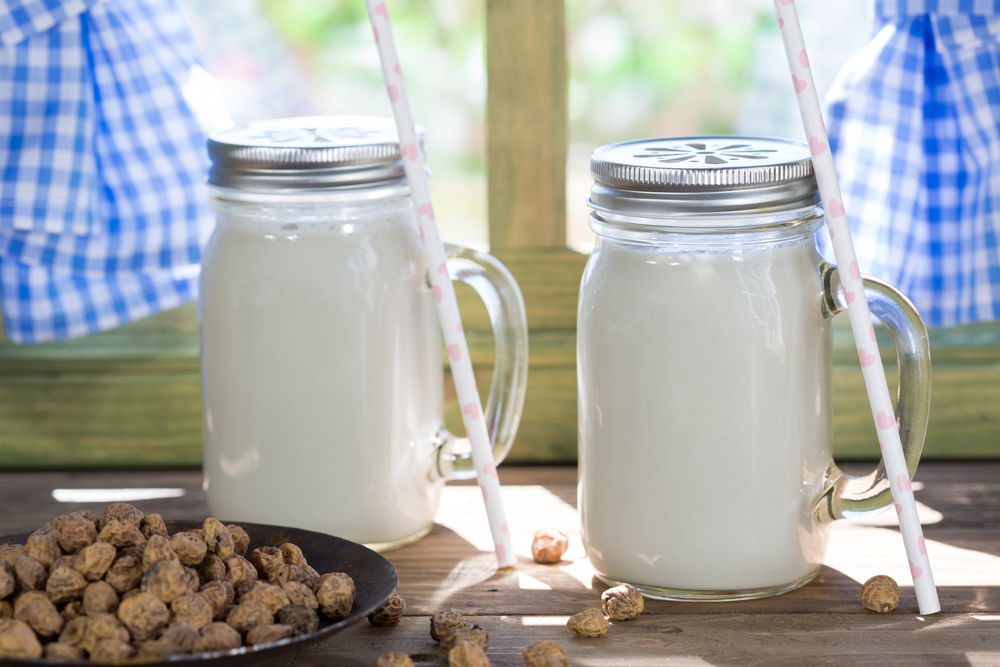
[2,463,998,665]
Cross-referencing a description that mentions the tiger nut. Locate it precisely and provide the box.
[203,519,235,560]
[46,565,88,604]
[170,532,208,566]
[315,573,355,619]
[439,624,489,651]
[531,528,569,564]
[0,619,43,658]
[523,641,570,667]
[226,525,250,557]
[245,623,293,646]
[193,622,242,652]
[566,608,609,638]
[368,592,405,627]
[117,591,170,642]
[372,653,414,667]
[161,621,200,652]
[98,504,144,531]
[83,580,120,616]
[860,574,900,613]
[601,584,643,620]
[140,514,169,540]
[73,541,117,581]
[14,590,64,637]
[281,581,318,610]
[447,640,490,667]
[277,604,319,636]
[430,609,467,641]
[59,514,97,553]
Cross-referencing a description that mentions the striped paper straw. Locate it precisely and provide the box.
[364,0,517,568]
[773,0,939,614]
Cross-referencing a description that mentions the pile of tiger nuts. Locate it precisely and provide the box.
[0,504,357,663]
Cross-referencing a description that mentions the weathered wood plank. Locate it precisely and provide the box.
[485,1,567,251]
[293,613,1000,667]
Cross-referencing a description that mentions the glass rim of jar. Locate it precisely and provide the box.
[588,205,825,245]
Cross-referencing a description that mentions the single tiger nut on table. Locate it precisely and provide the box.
[170,531,208,566]
[46,565,89,604]
[440,624,489,651]
[523,641,570,667]
[430,609,468,641]
[282,581,318,610]
[315,572,355,619]
[277,603,319,636]
[73,541,117,581]
[531,528,569,564]
[372,653,415,667]
[367,592,405,627]
[246,623,294,646]
[193,621,242,652]
[117,591,170,642]
[140,514,169,540]
[59,514,97,553]
[0,619,43,658]
[566,608,609,638]
[601,584,644,620]
[447,640,491,667]
[860,574,900,613]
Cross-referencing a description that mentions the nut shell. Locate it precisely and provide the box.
[860,574,900,613]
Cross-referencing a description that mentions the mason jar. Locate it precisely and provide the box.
[577,136,931,599]
[201,116,528,550]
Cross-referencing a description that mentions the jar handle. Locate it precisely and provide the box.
[429,244,529,481]
[813,263,932,523]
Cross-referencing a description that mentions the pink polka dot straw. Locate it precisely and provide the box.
[773,0,939,614]
[364,0,516,568]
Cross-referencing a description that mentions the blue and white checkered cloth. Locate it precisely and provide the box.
[0,0,216,343]
[822,1,1000,328]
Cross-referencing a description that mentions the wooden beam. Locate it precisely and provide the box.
[486,0,567,251]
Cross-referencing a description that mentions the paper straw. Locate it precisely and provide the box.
[773,1,939,614]
[363,1,517,568]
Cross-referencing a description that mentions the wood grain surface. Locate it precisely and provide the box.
[0,463,997,665]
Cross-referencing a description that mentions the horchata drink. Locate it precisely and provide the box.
[201,117,528,551]
[577,136,931,600]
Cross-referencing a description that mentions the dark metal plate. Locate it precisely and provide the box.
[0,521,398,667]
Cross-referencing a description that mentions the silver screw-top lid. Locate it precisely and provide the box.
[207,116,423,192]
[589,136,818,217]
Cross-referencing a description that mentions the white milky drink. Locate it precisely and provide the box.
[578,232,832,594]
[200,202,445,546]
[579,135,931,600]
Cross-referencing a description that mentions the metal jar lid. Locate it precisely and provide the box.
[589,136,819,217]
[207,116,423,192]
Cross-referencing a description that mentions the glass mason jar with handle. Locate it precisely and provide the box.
[201,116,528,551]
[577,136,931,600]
